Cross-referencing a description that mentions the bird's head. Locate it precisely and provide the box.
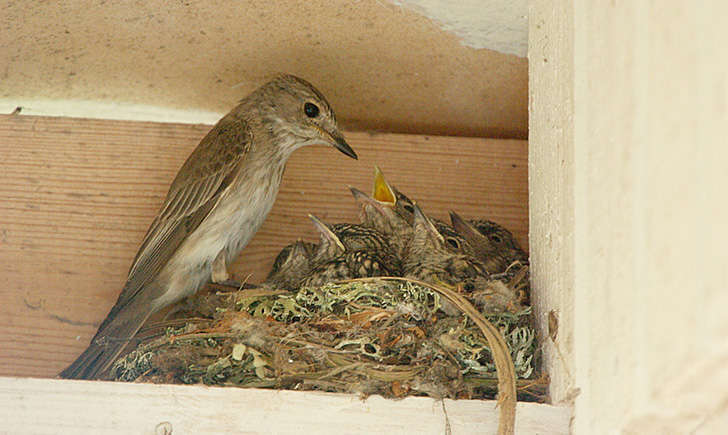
[449,212,527,274]
[255,74,357,160]
[264,239,317,290]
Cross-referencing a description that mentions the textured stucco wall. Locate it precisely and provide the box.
[0,0,526,138]
[531,1,728,432]
[392,0,527,56]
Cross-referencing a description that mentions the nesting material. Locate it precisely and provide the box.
[110,275,545,402]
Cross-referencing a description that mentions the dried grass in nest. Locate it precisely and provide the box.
[111,275,544,435]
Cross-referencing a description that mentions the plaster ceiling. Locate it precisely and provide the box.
[0,1,528,138]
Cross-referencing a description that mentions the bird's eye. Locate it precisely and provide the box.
[446,237,460,249]
[489,234,502,243]
[304,102,320,118]
[403,204,415,213]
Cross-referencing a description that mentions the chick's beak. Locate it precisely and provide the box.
[349,186,388,214]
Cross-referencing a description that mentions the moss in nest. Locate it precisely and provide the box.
[110,279,544,402]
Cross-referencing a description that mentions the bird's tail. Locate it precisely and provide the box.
[59,290,155,380]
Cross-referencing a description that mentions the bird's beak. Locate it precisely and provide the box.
[449,210,485,242]
[308,214,346,251]
[372,166,396,205]
[315,125,358,159]
[413,203,445,243]
[331,132,358,160]
[349,186,388,214]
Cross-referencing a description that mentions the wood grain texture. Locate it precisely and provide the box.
[0,115,527,378]
[0,377,569,434]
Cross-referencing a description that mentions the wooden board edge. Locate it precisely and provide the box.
[0,376,570,434]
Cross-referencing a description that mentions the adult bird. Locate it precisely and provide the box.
[60,74,357,379]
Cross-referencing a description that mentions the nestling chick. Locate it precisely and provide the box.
[404,204,522,314]
[308,215,398,265]
[351,166,474,259]
[449,211,530,305]
[301,215,400,287]
[302,250,395,288]
[449,212,527,273]
[349,166,414,257]
[263,240,317,290]
[350,186,412,259]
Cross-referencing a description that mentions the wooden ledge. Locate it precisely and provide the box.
[0,377,569,434]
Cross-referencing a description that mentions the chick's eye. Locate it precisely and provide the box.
[446,238,460,249]
[304,102,320,118]
[403,204,415,213]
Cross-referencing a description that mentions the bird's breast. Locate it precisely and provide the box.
[163,162,286,300]
[198,164,284,260]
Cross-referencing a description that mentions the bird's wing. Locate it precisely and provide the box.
[114,114,253,311]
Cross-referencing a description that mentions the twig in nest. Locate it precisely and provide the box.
[342,277,517,435]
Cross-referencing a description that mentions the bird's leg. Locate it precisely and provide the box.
[211,250,230,284]
[210,250,247,289]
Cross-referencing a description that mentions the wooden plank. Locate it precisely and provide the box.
[0,377,569,434]
[0,115,527,378]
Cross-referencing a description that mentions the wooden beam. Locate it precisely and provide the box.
[0,377,569,434]
[0,115,527,378]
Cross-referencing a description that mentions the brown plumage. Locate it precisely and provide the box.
[350,185,412,259]
[350,166,526,310]
[308,216,396,261]
[301,215,400,287]
[60,74,357,380]
[263,240,318,290]
[302,250,395,288]
[351,166,474,258]
[403,205,487,286]
[404,204,522,314]
[449,211,530,305]
[449,212,527,274]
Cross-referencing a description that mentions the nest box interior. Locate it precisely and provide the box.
[0,1,591,433]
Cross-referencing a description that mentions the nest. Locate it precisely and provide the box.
[110,277,546,403]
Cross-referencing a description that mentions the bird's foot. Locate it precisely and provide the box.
[208,280,259,291]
